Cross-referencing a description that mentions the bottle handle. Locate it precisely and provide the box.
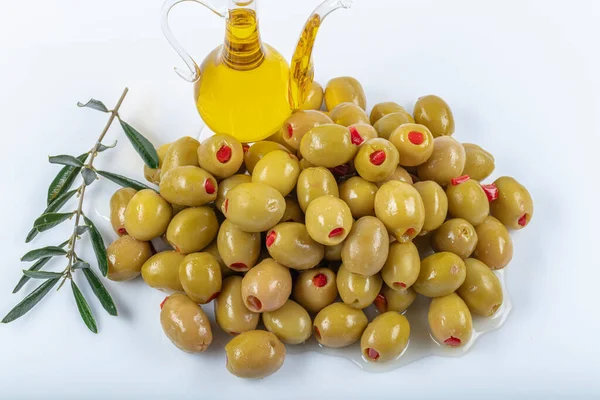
[160,0,227,82]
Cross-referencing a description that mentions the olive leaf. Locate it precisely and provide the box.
[47,153,89,205]
[83,215,108,277]
[81,168,97,186]
[77,99,109,113]
[2,278,60,323]
[27,189,78,243]
[14,240,69,293]
[71,280,98,334]
[21,246,67,262]
[82,268,117,316]
[72,260,90,270]
[48,155,84,168]
[22,270,64,279]
[119,120,159,169]
[97,141,117,152]
[76,226,89,235]
[33,212,74,233]
[96,170,153,191]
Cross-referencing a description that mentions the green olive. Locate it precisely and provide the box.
[414,252,466,297]
[124,189,173,241]
[457,258,503,316]
[324,76,367,111]
[266,130,297,153]
[428,293,472,347]
[299,81,324,111]
[381,242,420,291]
[266,222,324,270]
[473,216,513,269]
[244,141,290,174]
[144,143,171,185]
[221,182,286,232]
[349,124,378,144]
[313,302,368,348]
[252,150,300,197]
[341,216,389,276]
[376,166,414,187]
[296,167,339,212]
[179,252,222,304]
[374,284,417,314]
[160,293,212,353]
[339,176,378,219]
[215,276,260,335]
[324,242,344,261]
[354,138,400,183]
[336,264,383,309]
[413,95,455,137]
[160,136,200,181]
[374,181,425,243]
[160,166,218,207]
[109,188,137,236]
[225,330,286,379]
[329,102,370,127]
[373,112,416,140]
[215,174,252,212]
[165,207,218,255]
[281,110,333,150]
[217,219,261,272]
[417,136,466,186]
[204,239,235,279]
[413,181,448,233]
[305,195,353,246]
[280,197,304,223]
[389,123,435,167]
[490,176,534,229]
[241,258,292,312]
[370,102,406,125]
[142,251,185,292]
[432,218,478,259]
[446,178,490,226]
[106,235,153,281]
[300,124,359,168]
[262,300,312,345]
[361,311,410,362]
[197,134,244,179]
[462,143,495,181]
[293,268,338,313]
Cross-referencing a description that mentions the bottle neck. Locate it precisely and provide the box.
[223,0,264,71]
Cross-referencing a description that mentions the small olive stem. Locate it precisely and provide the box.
[58,88,130,289]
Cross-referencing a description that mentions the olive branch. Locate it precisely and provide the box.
[2,88,159,333]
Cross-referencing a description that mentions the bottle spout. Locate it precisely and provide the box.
[289,0,354,109]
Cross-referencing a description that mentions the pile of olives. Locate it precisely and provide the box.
[106,76,533,378]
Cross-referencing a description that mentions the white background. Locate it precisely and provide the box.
[1,0,599,398]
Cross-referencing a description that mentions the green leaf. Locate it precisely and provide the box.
[25,228,39,244]
[73,260,90,269]
[77,99,109,113]
[97,141,117,152]
[96,170,153,191]
[81,168,97,186]
[33,212,74,233]
[2,278,60,323]
[47,153,89,205]
[49,155,84,168]
[13,240,69,293]
[21,246,67,262]
[119,120,159,168]
[76,226,89,235]
[71,280,98,333]
[22,270,64,279]
[83,215,108,277]
[82,268,117,316]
